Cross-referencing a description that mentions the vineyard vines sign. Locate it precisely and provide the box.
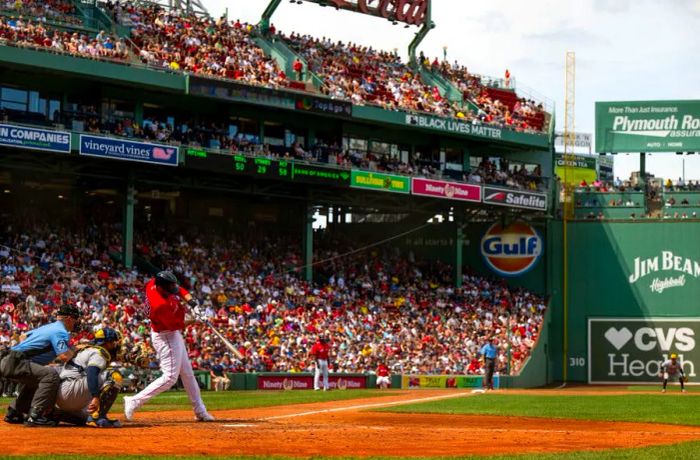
[628,251,700,294]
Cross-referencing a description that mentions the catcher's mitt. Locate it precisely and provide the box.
[119,342,153,368]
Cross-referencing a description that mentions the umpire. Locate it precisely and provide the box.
[480,336,498,391]
[0,305,80,427]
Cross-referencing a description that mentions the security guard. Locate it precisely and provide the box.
[0,305,80,427]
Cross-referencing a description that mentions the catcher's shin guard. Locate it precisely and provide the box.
[91,372,122,419]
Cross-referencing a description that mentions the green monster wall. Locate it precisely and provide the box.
[548,221,700,384]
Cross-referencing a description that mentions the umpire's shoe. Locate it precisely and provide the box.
[3,407,24,424]
[24,412,58,427]
[86,415,121,428]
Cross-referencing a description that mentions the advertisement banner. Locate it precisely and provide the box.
[296,97,352,118]
[189,76,296,110]
[480,221,543,277]
[257,375,366,390]
[554,131,592,148]
[411,178,481,202]
[482,186,547,211]
[588,318,700,384]
[401,375,499,389]
[350,170,411,194]
[554,154,598,186]
[595,100,700,153]
[79,135,179,166]
[0,124,71,153]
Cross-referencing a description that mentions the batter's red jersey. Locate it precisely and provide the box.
[145,278,190,332]
[310,341,330,360]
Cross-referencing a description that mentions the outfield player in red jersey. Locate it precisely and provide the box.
[123,271,214,422]
[309,335,330,391]
[376,363,390,389]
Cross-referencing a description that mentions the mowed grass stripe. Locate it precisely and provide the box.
[0,389,397,413]
[2,440,700,459]
[378,393,700,426]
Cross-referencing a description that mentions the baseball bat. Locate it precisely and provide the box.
[202,319,245,360]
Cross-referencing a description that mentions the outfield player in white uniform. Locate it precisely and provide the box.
[123,271,214,422]
[660,353,686,393]
[55,327,123,427]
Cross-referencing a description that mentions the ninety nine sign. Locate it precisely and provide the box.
[0,124,71,154]
[588,318,699,384]
[595,100,700,153]
[79,135,179,167]
[411,178,481,202]
[257,375,366,390]
[316,0,428,26]
[482,186,548,211]
[350,170,410,194]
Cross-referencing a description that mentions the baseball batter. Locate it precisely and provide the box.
[54,328,123,427]
[123,271,214,422]
[660,353,687,393]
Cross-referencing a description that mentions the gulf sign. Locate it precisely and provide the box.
[480,222,543,276]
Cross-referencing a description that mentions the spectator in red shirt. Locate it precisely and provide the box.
[293,59,303,81]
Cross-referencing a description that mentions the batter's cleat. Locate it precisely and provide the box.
[24,414,58,427]
[682,389,687,393]
[123,396,137,421]
[195,411,215,422]
[4,407,24,424]
[661,389,666,393]
[87,416,121,428]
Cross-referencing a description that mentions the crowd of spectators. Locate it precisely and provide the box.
[282,33,453,116]
[467,158,543,191]
[0,218,546,392]
[0,16,128,60]
[0,0,82,26]
[423,55,546,132]
[128,6,288,88]
[664,178,700,192]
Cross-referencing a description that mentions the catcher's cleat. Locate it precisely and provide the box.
[87,415,121,428]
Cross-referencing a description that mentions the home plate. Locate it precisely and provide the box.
[223,424,256,428]
[471,389,486,394]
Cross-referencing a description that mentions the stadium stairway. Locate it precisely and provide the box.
[254,33,322,92]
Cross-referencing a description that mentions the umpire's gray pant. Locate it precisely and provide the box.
[0,351,60,416]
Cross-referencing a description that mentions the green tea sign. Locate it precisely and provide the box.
[588,318,699,384]
[595,100,700,153]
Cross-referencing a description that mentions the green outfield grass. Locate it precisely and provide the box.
[0,389,395,413]
[626,385,699,392]
[2,440,700,459]
[379,392,700,426]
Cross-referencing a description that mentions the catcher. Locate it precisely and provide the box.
[53,328,124,427]
[660,353,687,393]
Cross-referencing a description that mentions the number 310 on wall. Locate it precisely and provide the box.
[569,357,585,367]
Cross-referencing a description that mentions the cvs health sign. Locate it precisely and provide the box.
[588,318,699,384]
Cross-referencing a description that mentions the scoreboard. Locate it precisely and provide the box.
[187,149,351,187]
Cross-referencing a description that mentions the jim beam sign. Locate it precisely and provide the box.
[317,0,428,26]
[628,252,700,294]
[588,318,698,384]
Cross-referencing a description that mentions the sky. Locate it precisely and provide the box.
[201,0,700,181]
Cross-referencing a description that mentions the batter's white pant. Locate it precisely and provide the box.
[130,330,207,416]
[314,359,329,390]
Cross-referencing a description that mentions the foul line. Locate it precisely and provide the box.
[256,391,470,423]
[222,391,471,427]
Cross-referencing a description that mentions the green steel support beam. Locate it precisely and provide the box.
[123,170,135,269]
[639,152,646,187]
[408,2,435,68]
[303,204,314,282]
[259,0,283,34]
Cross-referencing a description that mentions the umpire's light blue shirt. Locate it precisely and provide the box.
[12,320,71,364]
[480,343,498,359]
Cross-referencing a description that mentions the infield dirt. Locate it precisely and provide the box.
[2,388,700,457]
